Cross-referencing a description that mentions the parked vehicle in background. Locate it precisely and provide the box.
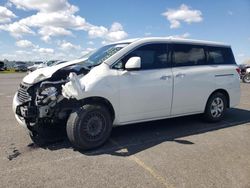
[39,60,59,69]
[28,60,59,72]
[49,60,67,67]
[239,64,250,83]
[13,62,28,72]
[12,37,240,150]
[0,61,6,71]
[27,61,43,72]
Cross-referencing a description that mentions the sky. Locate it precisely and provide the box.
[0,0,249,64]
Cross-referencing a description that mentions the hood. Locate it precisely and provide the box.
[23,57,87,84]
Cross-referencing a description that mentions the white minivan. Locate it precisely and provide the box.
[13,37,240,150]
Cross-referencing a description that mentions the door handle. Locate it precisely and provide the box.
[160,75,171,80]
[176,73,186,78]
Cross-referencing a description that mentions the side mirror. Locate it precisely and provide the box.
[125,57,141,71]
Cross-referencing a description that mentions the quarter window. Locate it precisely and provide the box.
[207,47,235,65]
[172,44,206,67]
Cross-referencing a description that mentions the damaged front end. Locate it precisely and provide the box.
[14,64,89,139]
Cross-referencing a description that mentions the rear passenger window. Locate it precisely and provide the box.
[172,44,206,67]
[207,47,235,65]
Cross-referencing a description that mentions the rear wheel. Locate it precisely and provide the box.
[242,74,250,83]
[204,92,227,122]
[66,104,112,150]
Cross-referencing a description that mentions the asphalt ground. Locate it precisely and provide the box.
[0,73,249,188]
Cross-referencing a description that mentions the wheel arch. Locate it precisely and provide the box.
[206,89,230,110]
[79,96,115,121]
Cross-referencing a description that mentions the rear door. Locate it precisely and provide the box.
[171,43,215,115]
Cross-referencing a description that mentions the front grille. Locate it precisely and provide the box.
[17,83,31,103]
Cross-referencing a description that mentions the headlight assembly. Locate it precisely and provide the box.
[41,87,57,96]
[37,86,58,105]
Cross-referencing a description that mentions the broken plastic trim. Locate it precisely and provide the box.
[62,72,85,100]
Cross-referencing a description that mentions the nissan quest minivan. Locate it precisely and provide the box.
[13,37,240,150]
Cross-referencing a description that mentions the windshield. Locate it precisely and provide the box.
[82,43,129,67]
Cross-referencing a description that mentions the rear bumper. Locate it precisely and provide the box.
[12,93,27,128]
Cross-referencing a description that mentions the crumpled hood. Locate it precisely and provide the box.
[23,57,87,84]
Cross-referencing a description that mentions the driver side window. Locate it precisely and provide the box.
[114,43,169,70]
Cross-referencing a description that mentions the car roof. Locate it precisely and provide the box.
[104,37,231,66]
[112,37,230,47]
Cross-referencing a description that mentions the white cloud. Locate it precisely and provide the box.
[16,50,32,55]
[58,40,81,51]
[0,0,128,45]
[16,39,35,48]
[9,0,78,13]
[88,22,128,42]
[18,11,90,30]
[0,22,34,38]
[81,48,95,56]
[88,26,108,38]
[168,32,190,38]
[106,22,128,41]
[38,26,72,42]
[0,53,17,60]
[162,4,203,29]
[0,0,90,39]
[33,47,54,54]
[0,6,17,23]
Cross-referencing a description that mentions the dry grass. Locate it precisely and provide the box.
[0,69,19,73]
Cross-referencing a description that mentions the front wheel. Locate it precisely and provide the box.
[242,74,250,83]
[203,92,227,122]
[66,104,112,150]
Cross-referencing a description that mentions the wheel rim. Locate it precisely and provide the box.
[82,112,106,141]
[210,97,224,118]
[244,75,250,83]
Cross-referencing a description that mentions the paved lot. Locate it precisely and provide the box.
[0,73,250,188]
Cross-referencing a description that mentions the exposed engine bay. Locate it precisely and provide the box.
[16,63,90,131]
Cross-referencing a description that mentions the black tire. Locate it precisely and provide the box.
[66,104,112,150]
[203,92,227,122]
[242,74,250,83]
